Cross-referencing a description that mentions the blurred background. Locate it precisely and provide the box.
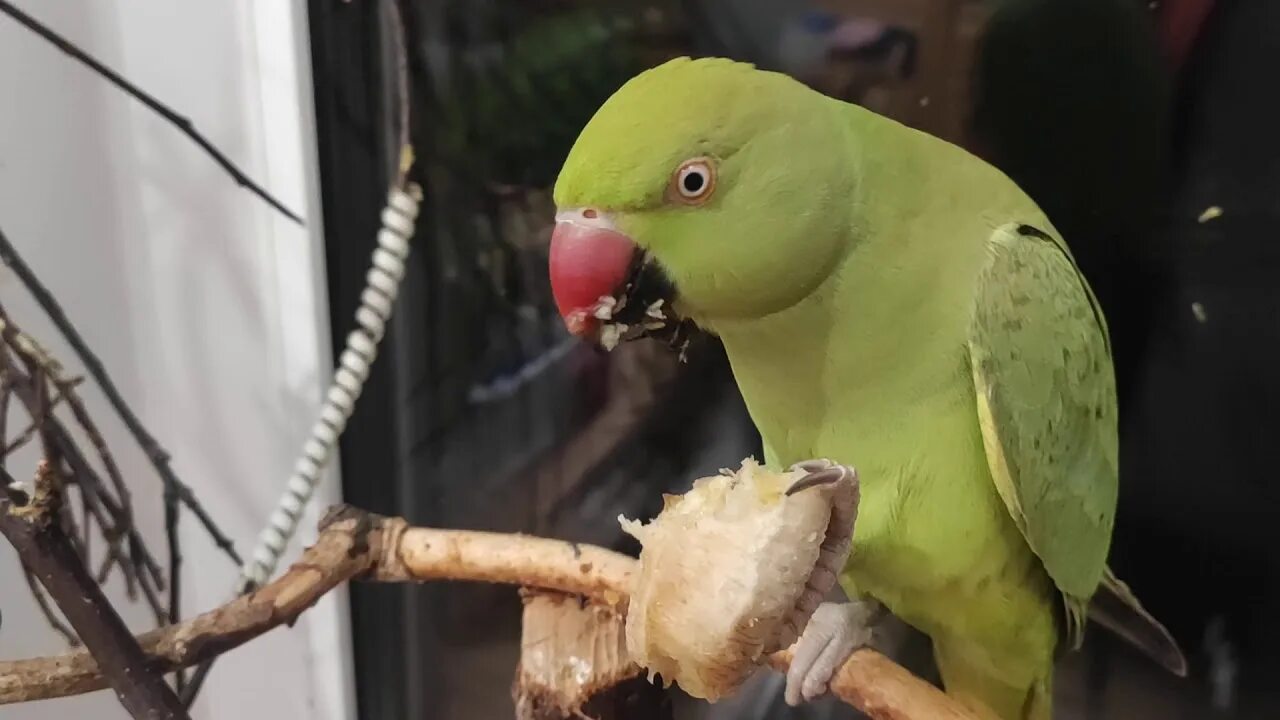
[1,0,1277,718]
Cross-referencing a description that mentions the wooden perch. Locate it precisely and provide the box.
[0,506,979,719]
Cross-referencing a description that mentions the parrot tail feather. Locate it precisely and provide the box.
[1088,567,1188,677]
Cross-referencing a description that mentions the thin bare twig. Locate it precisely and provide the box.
[11,306,182,628]
[0,375,10,473]
[51,370,132,528]
[22,569,78,647]
[0,336,165,623]
[0,227,242,567]
[1,421,40,458]
[134,547,168,628]
[1,380,81,459]
[165,482,183,691]
[0,464,190,719]
[0,1,302,225]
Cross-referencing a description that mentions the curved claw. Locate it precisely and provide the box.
[786,459,857,497]
[786,465,855,496]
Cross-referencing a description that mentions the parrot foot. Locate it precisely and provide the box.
[777,459,859,643]
[775,458,866,706]
[785,599,882,706]
[778,456,870,702]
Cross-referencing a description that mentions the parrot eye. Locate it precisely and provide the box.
[670,157,716,205]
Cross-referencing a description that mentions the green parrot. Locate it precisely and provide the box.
[547,57,1186,719]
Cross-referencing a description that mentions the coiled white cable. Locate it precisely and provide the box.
[240,183,423,590]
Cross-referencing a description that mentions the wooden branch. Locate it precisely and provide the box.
[0,506,379,705]
[0,506,979,720]
[0,464,189,719]
[372,524,636,604]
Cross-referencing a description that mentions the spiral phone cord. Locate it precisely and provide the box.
[240,183,422,590]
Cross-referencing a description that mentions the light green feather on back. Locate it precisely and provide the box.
[967,222,1118,648]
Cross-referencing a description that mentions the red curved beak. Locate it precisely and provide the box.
[549,211,636,336]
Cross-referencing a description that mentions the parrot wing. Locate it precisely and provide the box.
[966,223,1183,675]
[967,222,1114,648]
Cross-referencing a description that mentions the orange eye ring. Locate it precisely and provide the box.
[669,157,717,205]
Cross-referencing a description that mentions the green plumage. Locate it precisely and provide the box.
[554,57,1183,719]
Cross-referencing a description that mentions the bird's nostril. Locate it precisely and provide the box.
[583,208,598,219]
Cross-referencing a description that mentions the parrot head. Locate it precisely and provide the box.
[549,57,857,347]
